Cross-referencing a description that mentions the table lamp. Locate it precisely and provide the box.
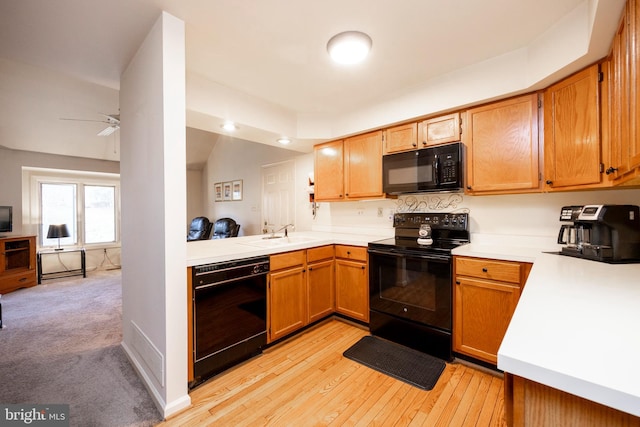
[47,224,70,251]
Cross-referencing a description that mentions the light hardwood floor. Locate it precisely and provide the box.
[159,319,506,426]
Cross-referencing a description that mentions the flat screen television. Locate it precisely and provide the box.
[0,206,13,233]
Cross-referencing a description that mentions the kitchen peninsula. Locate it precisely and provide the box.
[454,242,640,425]
[188,231,640,424]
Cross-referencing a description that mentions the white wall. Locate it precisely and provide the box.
[120,11,189,417]
[204,136,300,235]
[310,187,640,246]
[186,169,204,228]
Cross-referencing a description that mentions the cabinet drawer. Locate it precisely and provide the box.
[270,250,306,271]
[0,269,36,292]
[335,245,367,262]
[307,245,334,263]
[455,257,521,284]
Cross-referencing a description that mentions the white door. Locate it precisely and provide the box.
[262,161,295,234]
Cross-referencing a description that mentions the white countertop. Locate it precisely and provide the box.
[186,231,388,267]
[454,239,640,417]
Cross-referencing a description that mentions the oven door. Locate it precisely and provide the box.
[368,248,452,331]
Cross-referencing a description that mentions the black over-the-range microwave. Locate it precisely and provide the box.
[382,142,463,194]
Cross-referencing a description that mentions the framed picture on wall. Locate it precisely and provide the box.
[223,182,232,201]
[214,182,223,202]
[232,180,243,201]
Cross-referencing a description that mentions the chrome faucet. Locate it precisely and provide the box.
[272,223,295,238]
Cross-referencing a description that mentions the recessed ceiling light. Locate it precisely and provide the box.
[277,137,291,145]
[221,121,237,131]
[327,31,372,65]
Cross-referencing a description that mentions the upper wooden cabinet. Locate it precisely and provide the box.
[419,113,461,148]
[383,113,462,155]
[544,64,604,190]
[314,140,344,200]
[383,123,417,154]
[463,94,541,195]
[604,0,640,184]
[314,130,385,201]
[345,130,384,199]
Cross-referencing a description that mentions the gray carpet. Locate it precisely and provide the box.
[0,269,162,426]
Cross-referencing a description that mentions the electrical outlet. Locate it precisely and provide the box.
[377,207,383,217]
[357,209,364,215]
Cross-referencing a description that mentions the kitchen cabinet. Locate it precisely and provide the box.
[334,245,369,323]
[504,374,640,427]
[268,250,307,342]
[314,140,344,200]
[463,94,541,195]
[0,235,37,294]
[418,112,461,147]
[383,123,417,154]
[383,113,462,155]
[544,64,605,190]
[307,245,335,323]
[314,130,386,201]
[604,0,640,185]
[453,256,532,365]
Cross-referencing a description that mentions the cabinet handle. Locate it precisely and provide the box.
[412,143,417,147]
[482,268,488,273]
[308,267,313,271]
[19,277,27,282]
[546,180,553,185]
[456,280,460,285]
[347,251,351,255]
[466,185,472,190]
[605,166,618,175]
[422,141,427,146]
[361,266,365,270]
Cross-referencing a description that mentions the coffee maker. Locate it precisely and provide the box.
[557,205,640,263]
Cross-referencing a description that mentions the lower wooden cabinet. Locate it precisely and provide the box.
[453,256,532,364]
[335,245,369,323]
[267,244,369,343]
[504,373,640,427]
[307,246,335,323]
[268,250,307,342]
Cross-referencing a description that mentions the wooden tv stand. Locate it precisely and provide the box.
[0,236,37,294]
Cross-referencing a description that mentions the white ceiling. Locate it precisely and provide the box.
[0,0,627,160]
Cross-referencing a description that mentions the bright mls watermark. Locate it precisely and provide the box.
[0,405,69,426]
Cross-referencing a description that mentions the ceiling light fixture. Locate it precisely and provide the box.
[327,31,372,65]
[221,121,237,131]
[277,137,291,145]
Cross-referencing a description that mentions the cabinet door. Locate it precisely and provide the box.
[307,259,334,323]
[268,266,307,342]
[419,113,461,147]
[465,94,540,194]
[344,130,383,199]
[335,259,368,322]
[314,140,344,201]
[384,123,417,154]
[608,0,640,182]
[454,276,521,364]
[544,65,603,189]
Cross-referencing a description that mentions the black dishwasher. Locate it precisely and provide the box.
[191,256,269,387]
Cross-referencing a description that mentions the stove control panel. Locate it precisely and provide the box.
[393,212,468,230]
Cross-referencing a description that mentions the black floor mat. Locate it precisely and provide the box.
[343,335,446,390]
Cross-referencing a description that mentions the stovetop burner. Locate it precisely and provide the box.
[369,212,470,254]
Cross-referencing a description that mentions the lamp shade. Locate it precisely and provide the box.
[47,224,70,239]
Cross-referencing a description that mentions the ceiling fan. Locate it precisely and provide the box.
[60,113,120,136]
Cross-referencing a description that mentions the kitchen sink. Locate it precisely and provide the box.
[240,235,320,248]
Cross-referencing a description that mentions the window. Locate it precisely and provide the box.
[41,183,77,247]
[84,185,116,244]
[24,167,120,249]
